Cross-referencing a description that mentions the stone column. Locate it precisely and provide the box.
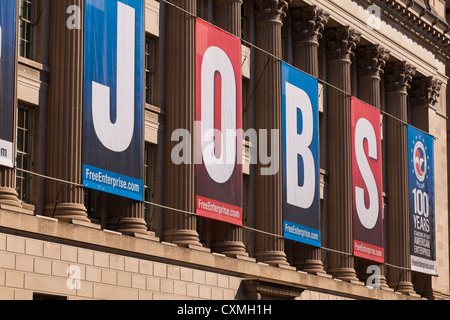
[253,0,290,267]
[409,76,441,298]
[356,45,389,108]
[117,200,151,237]
[325,26,361,282]
[214,0,242,36]
[0,170,21,209]
[292,6,328,77]
[291,5,329,275]
[162,0,202,248]
[210,0,249,258]
[384,61,416,294]
[355,44,390,288]
[410,77,441,133]
[44,0,90,223]
[103,195,156,238]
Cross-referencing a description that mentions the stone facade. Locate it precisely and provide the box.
[1,0,449,300]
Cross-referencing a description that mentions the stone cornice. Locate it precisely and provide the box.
[370,0,450,58]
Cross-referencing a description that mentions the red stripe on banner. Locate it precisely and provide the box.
[196,196,243,227]
[351,97,384,263]
[354,240,384,264]
[195,18,243,226]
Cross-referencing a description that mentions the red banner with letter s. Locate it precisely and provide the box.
[351,97,384,263]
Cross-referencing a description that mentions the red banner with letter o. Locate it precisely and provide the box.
[195,19,242,226]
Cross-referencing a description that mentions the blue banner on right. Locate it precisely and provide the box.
[408,126,436,275]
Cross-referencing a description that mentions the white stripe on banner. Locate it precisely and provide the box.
[0,25,2,59]
[86,0,105,11]
[0,139,13,168]
[91,2,135,153]
[411,255,437,275]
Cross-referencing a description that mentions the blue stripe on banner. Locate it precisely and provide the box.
[83,165,143,202]
[283,220,321,247]
[83,0,144,202]
[407,125,436,275]
[281,62,321,247]
[0,0,16,168]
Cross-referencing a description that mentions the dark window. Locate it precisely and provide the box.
[19,0,36,60]
[16,105,33,203]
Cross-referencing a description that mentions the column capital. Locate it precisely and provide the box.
[356,45,390,79]
[410,76,442,107]
[326,26,361,62]
[254,0,290,24]
[385,61,416,93]
[292,6,329,45]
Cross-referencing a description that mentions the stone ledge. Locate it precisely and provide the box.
[0,208,424,300]
[0,204,34,216]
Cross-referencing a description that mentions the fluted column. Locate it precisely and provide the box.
[162,0,202,247]
[356,45,389,108]
[210,0,248,257]
[253,0,290,267]
[385,61,416,294]
[408,76,440,298]
[355,44,390,288]
[214,0,242,36]
[410,77,441,132]
[44,0,89,223]
[326,26,361,282]
[116,201,149,236]
[291,5,329,275]
[292,6,328,77]
[0,171,21,208]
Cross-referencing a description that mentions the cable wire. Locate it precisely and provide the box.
[12,167,437,276]
[161,0,441,140]
[4,1,441,278]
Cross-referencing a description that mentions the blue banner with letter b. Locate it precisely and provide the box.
[281,62,321,247]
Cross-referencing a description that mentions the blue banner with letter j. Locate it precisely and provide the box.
[83,0,144,201]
